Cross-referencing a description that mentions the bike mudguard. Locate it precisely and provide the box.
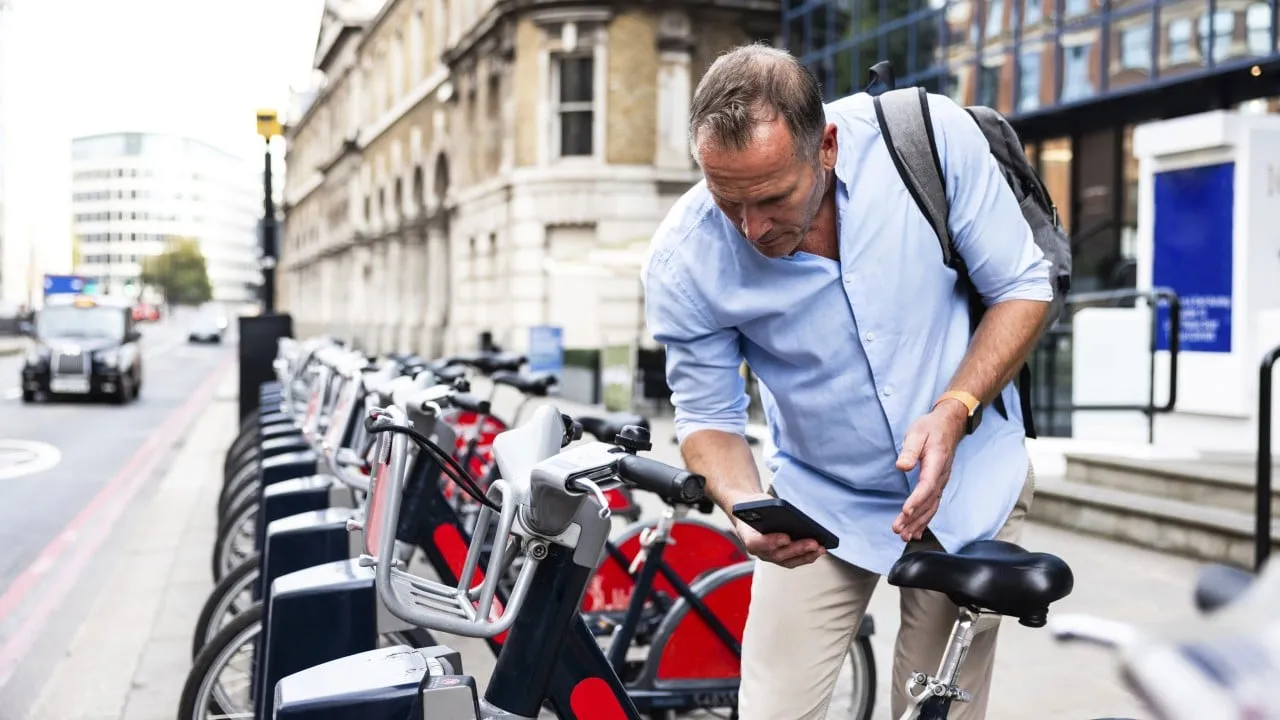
[583,517,747,615]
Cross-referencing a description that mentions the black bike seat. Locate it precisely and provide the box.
[887,540,1073,627]
[433,365,468,383]
[577,413,650,443]
[1193,563,1255,613]
[491,370,558,397]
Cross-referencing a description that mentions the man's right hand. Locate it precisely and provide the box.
[730,492,825,569]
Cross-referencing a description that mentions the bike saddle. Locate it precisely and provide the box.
[455,352,525,374]
[432,365,468,383]
[491,370,558,397]
[887,540,1073,628]
[576,412,650,443]
[1193,563,1255,613]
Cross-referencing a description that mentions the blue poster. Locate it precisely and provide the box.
[1152,162,1234,354]
[528,325,564,376]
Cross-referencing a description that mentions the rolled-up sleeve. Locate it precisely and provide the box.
[928,95,1053,306]
[642,255,748,444]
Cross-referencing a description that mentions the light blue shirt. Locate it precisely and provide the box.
[641,92,1053,575]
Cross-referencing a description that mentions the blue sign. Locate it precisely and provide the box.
[528,325,564,376]
[43,274,90,296]
[1152,162,1234,354]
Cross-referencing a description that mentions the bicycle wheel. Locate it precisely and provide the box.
[178,602,262,720]
[213,495,256,583]
[192,553,260,659]
[847,635,877,720]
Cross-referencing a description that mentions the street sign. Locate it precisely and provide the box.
[43,274,91,296]
[528,325,564,376]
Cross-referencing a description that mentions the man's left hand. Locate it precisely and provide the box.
[892,401,968,542]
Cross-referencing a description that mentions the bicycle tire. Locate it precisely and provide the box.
[847,635,877,720]
[218,469,260,524]
[192,553,260,659]
[178,602,263,720]
[213,495,257,583]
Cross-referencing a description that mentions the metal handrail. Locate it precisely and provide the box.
[1059,287,1180,417]
[1256,343,1280,571]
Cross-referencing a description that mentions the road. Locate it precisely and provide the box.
[0,308,233,719]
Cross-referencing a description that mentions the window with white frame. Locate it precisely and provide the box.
[1198,10,1235,62]
[986,0,1005,39]
[1022,0,1042,27]
[1017,48,1041,111]
[553,53,595,158]
[1060,42,1094,101]
[1168,18,1193,64]
[1247,3,1272,55]
[1120,24,1152,69]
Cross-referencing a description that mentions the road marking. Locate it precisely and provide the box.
[0,440,61,480]
[0,354,234,690]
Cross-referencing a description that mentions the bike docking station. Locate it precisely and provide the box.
[252,363,435,720]
[1070,108,1280,454]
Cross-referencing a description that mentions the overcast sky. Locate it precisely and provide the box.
[1,0,325,282]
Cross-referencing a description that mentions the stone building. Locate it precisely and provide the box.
[281,0,779,358]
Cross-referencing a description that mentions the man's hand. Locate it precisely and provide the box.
[892,401,968,542]
[730,492,826,569]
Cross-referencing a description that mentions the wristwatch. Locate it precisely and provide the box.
[935,390,982,435]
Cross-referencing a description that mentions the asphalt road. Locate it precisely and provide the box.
[0,308,234,718]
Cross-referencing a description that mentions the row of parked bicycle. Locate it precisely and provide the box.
[180,335,1279,720]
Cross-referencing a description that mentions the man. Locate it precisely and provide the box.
[641,45,1052,719]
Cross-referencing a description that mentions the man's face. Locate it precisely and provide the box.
[698,120,837,259]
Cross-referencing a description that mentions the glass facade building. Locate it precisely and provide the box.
[784,0,1280,434]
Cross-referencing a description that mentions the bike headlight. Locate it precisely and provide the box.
[96,349,120,368]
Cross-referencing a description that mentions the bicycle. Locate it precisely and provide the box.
[1050,559,1280,720]
[265,401,934,719]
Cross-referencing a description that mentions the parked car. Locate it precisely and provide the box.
[21,295,143,403]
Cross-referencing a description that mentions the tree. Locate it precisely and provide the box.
[140,238,213,306]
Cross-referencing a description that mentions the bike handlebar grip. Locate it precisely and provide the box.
[450,393,491,415]
[614,454,706,506]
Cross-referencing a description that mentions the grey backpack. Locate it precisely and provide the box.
[870,84,1072,438]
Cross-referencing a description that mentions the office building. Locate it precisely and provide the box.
[280,0,780,357]
[786,0,1280,296]
[71,132,263,303]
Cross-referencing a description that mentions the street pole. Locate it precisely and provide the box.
[256,110,282,314]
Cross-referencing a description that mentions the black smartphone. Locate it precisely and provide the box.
[731,498,840,550]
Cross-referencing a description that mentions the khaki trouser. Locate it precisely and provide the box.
[738,466,1036,720]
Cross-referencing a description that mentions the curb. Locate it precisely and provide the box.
[0,346,22,357]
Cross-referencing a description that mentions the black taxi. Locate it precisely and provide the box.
[20,295,143,404]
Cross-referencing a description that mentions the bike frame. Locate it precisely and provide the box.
[899,607,1002,720]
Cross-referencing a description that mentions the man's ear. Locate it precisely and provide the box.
[820,123,838,171]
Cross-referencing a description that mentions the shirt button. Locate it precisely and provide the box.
[865,331,876,342]
[883,385,893,396]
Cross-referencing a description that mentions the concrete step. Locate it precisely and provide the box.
[1064,452,1280,516]
[1031,477,1280,570]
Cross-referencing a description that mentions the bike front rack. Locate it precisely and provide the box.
[362,405,538,639]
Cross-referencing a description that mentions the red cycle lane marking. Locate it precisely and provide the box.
[0,355,234,688]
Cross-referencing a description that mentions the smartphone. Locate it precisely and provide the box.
[731,498,840,550]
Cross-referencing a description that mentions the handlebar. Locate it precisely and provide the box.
[613,454,705,506]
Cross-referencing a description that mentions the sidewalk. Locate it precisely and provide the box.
[23,371,235,720]
[22,374,1204,720]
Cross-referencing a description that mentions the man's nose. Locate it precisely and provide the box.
[741,206,772,243]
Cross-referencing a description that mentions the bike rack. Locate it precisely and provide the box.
[1256,343,1280,572]
[1030,287,1180,442]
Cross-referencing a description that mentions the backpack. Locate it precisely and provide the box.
[863,63,1072,439]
